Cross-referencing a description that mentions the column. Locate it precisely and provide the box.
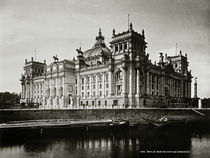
[169,79,173,97]
[188,81,191,98]
[30,81,33,102]
[90,75,92,98]
[23,84,26,101]
[122,67,127,107]
[56,78,59,106]
[49,78,53,109]
[95,74,98,108]
[136,68,140,94]
[128,63,134,107]
[129,64,134,97]
[136,68,141,108]
[77,74,80,107]
[43,80,46,109]
[154,75,157,96]
[181,79,184,98]
[62,77,65,108]
[150,74,152,95]
[108,71,113,96]
[146,72,150,95]
[21,84,24,99]
[84,76,86,99]
[102,73,105,97]
[171,79,173,97]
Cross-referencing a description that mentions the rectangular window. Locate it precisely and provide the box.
[100,91,102,97]
[99,84,102,89]
[92,101,94,106]
[124,42,127,50]
[113,100,118,105]
[115,45,118,52]
[117,85,122,95]
[98,101,101,106]
[106,83,109,88]
[87,92,89,97]
[93,91,95,97]
[86,101,88,105]
[87,85,90,90]
[105,100,107,106]
[106,90,109,96]
[105,74,108,82]
[75,79,77,84]
[82,78,84,84]
[82,92,84,97]
[120,44,123,51]
[82,86,84,90]
[93,84,96,89]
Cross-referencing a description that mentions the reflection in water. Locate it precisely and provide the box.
[0,121,209,158]
[190,135,210,158]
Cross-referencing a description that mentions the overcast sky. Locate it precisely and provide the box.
[0,0,209,98]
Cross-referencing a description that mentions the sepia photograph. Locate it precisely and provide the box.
[0,0,210,157]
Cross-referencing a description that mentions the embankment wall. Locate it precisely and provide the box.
[0,108,210,125]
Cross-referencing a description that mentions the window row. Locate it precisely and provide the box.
[81,90,109,98]
[80,74,109,84]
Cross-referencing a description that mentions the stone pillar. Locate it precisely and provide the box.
[23,84,26,99]
[159,76,162,96]
[77,74,80,107]
[181,79,184,98]
[150,74,152,95]
[25,82,29,103]
[135,68,141,108]
[62,77,65,107]
[186,81,188,98]
[122,67,128,107]
[90,75,92,98]
[128,63,134,107]
[102,73,105,98]
[108,70,113,96]
[43,80,46,109]
[55,77,59,109]
[49,78,52,109]
[84,76,86,99]
[188,81,191,98]
[154,75,157,96]
[96,74,98,108]
[30,81,33,102]
[146,72,150,95]
[136,69,140,94]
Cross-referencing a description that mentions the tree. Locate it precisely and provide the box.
[0,92,21,107]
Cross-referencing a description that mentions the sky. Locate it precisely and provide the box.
[0,0,209,98]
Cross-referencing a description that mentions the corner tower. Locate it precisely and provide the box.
[109,23,148,107]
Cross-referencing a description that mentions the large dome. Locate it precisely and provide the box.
[83,47,111,59]
[83,29,111,59]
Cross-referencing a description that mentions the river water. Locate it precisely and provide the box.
[0,120,209,158]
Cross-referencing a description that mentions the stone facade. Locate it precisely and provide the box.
[20,23,193,109]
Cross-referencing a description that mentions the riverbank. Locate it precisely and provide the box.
[0,108,210,125]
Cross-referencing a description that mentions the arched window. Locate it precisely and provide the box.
[115,70,122,82]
